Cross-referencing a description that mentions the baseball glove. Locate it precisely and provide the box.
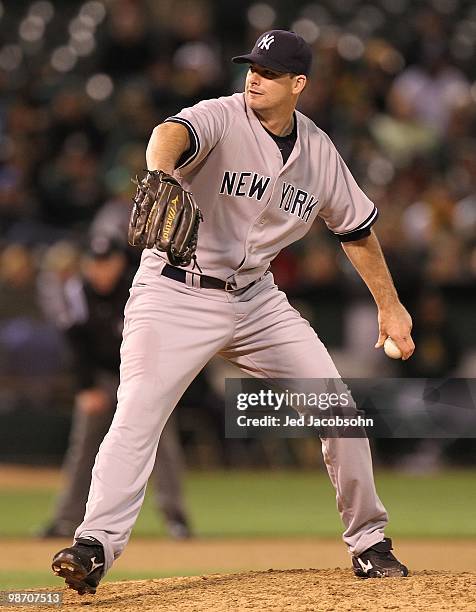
[128,170,203,268]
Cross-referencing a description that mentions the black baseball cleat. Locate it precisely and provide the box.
[51,537,105,595]
[352,538,408,578]
[165,511,193,540]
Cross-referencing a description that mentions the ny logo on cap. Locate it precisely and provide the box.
[258,34,275,50]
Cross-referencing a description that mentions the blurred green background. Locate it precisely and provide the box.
[1,469,475,589]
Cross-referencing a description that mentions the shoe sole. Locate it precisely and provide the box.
[51,552,96,595]
[354,567,409,578]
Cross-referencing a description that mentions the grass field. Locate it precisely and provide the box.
[1,469,475,539]
[0,469,475,589]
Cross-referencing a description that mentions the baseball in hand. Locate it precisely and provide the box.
[383,337,402,359]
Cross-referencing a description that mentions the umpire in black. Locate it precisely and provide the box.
[41,237,191,539]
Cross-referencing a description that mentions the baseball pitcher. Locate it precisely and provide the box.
[52,30,415,595]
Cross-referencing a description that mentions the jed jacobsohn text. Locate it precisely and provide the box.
[236,390,351,411]
[236,414,373,427]
[235,390,374,430]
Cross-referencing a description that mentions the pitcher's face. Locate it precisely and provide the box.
[245,64,305,113]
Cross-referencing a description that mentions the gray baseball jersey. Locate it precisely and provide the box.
[74,92,387,576]
[140,92,377,288]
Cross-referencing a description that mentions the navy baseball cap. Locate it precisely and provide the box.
[85,236,125,259]
[232,30,312,76]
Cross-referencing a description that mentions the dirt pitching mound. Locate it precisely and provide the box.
[12,569,476,612]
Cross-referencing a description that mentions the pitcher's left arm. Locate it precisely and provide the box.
[341,229,415,360]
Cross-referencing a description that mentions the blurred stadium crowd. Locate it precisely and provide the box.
[0,0,475,467]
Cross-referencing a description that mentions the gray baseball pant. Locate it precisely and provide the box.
[76,262,388,573]
[53,374,187,530]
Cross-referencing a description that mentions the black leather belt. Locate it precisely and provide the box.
[161,263,230,290]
